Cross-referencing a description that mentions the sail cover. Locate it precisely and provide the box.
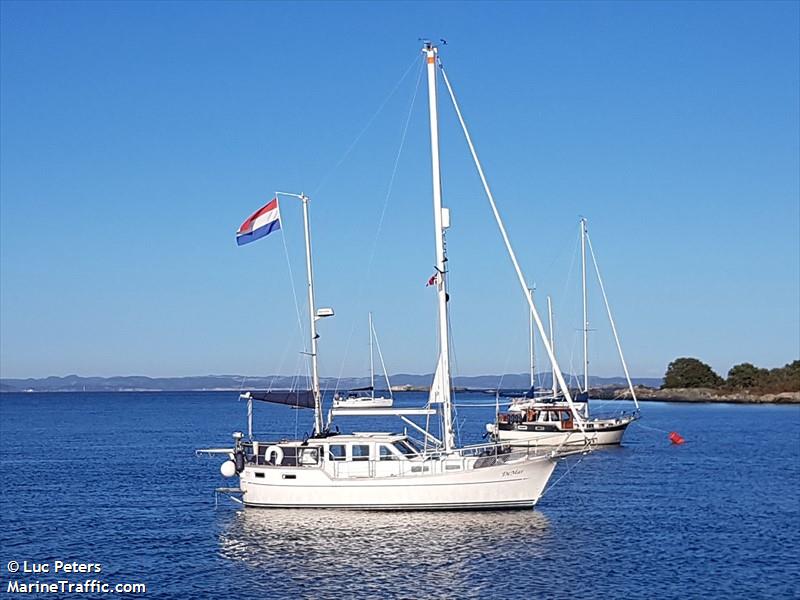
[428,357,445,404]
[248,390,315,409]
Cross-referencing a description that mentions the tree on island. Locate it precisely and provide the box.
[763,360,799,392]
[725,360,800,392]
[726,363,768,389]
[663,357,723,389]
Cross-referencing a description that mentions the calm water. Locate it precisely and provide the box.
[1,392,798,599]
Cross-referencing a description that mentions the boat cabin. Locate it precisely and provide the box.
[498,406,576,431]
[241,433,422,468]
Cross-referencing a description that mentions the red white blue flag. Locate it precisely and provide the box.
[236,199,281,246]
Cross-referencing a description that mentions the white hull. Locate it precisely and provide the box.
[332,397,393,409]
[494,415,635,447]
[238,453,557,510]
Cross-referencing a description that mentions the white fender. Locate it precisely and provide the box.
[220,460,237,478]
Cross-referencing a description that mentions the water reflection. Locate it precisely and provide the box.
[219,508,552,598]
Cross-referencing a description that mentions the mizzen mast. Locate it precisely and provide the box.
[301,194,325,435]
[276,191,328,435]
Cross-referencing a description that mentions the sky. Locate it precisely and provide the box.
[1,1,798,382]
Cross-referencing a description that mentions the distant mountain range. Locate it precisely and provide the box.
[0,373,663,393]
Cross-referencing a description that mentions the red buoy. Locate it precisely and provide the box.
[668,431,685,445]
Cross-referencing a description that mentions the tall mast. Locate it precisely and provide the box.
[424,41,455,453]
[581,217,589,393]
[368,312,375,391]
[529,286,535,390]
[547,296,556,397]
[300,194,324,435]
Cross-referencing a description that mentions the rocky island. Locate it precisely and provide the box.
[592,357,799,404]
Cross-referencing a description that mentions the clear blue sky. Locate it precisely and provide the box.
[1,1,798,381]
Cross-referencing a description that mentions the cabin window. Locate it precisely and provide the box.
[300,447,320,465]
[279,446,298,467]
[255,472,265,479]
[379,445,398,461]
[328,445,346,461]
[351,445,370,461]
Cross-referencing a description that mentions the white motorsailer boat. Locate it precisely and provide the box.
[487,219,639,446]
[332,313,394,409]
[199,42,590,510]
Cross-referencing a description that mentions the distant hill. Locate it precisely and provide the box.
[0,373,663,393]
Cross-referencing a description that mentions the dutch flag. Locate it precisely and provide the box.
[236,199,281,246]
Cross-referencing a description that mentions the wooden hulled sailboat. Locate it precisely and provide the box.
[487,219,640,446]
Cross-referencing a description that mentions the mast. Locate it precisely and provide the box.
[529,286,535,390]
[368,312,375,392]
[547,296,556,397]
[423,41,455,453]
[300,194,324,435]
[581,217,589,393]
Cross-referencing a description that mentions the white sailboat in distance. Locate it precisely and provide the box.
[198,42,589,510]
[332,313,394,409]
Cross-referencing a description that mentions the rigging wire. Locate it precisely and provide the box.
[312,53,422,197]
[331,57,426,394]
[371,316,394,397]
[586,231,639,409]
[541,453,588,496]
[495,295,530,393]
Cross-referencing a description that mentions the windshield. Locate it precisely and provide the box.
[396,440,420,456]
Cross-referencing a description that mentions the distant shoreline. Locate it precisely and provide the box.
[2,386,798,404]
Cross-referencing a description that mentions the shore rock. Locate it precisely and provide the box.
[590,386,800,404]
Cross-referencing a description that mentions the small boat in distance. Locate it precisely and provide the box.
[333,313,394,409]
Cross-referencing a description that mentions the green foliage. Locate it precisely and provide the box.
[663,357,723,389]
[764,360,800,392]
[664,358,800,392]
[726,360,799,392]
[726,363,768,389]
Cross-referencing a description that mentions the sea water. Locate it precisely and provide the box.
[1,392,798,598]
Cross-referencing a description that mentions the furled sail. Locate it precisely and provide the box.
[428,357,445,404]
[244,390,315,409]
